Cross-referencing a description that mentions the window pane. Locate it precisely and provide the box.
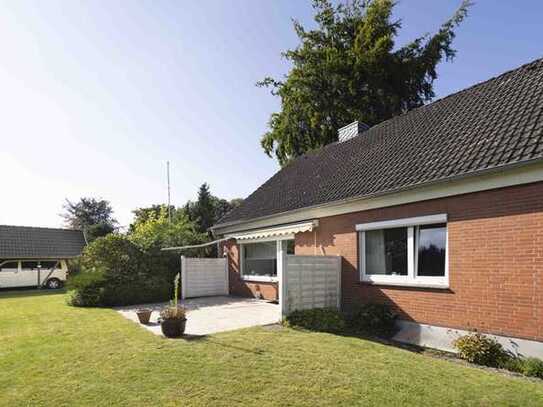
[243,241,277,277]
[40,261,59,269]
[286,240,295,255]
[365,228,407,276]
[417,223,446,277]
[244,259,277,277]
[21,261,39,270]
[0,261,18,271]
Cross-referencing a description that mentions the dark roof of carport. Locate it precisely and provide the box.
[0,225,86,259]
[215,58,543,228]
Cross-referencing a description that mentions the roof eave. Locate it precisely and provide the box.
[211,158,543,234]
[0,255,81,260]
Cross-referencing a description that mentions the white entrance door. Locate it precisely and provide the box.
[0,261,21,288]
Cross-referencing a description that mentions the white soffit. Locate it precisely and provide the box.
[229,220,318,241]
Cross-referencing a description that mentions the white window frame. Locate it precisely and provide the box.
[357,214,449,288]
[239,235,294,282]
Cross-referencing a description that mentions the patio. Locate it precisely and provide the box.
[116,295,281,336]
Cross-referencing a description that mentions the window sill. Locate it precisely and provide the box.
[360,279,449,290]
[241,275,278,283]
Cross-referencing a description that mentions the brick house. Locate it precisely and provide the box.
[211,58,543,357]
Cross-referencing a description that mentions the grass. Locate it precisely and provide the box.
[1,291,542,406]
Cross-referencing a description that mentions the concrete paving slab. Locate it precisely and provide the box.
[116,296,281,337]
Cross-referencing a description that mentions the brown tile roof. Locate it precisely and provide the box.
[215,58,543,228]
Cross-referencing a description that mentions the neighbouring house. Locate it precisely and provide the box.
[211,58,543,357]
[0,225,86,289]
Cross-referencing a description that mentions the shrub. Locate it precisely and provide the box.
[348,303,397,337]
[66,272,105,307]
[99,277,171,306]
[67,273,170,307]
[66,270,105,291]
[66,257,82,275]
[453,333,510,367]
[503,357,525,374]
[503,357,543,379]
[284,308,345,333]
[517,357,543,378]
[80,234,145,283]
[68,234,174,307]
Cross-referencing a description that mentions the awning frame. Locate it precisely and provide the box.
[227,220,319,242]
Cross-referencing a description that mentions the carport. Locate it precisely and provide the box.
[0,225,86,289]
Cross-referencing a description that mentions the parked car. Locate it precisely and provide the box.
[0,260,68,289]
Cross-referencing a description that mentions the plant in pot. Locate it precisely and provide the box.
[136,308,152,324]
[159,273,187,338]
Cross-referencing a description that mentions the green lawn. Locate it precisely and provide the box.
[1,291,542,406]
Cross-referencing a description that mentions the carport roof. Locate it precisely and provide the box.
[0,225,86,259]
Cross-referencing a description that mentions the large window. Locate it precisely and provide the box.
[364,228,408,276]
[240,239,294,282]
[243,241,277,278]
[358,214,448,287]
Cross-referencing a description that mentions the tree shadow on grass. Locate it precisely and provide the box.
[161,330,266,355]
[203,337,266,355]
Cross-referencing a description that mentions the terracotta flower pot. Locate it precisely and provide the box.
[136,309,152,324]
[160,318,187,338]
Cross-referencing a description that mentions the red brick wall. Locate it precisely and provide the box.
[294,182,543,342]
[222,240,278,301]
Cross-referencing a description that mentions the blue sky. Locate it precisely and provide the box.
[0,0,541,228]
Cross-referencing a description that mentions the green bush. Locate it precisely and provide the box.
[503,357,524,374]
[284,308,346,333]
[66,257,82,275]
[80,234,146,282]
[67,234,174,307]
[503,356,543,379]
[66,270,105,291]
[347,303,397,337]
[521,357,543,378]
[99,277,171,306]
[66,272,105,307]
[453,333,510,368]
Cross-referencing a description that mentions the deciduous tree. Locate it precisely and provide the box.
[61,197,117,242]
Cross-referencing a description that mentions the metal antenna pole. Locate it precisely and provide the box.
[167,161,172,223]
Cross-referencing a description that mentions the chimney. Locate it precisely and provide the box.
[337,121,370,142]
